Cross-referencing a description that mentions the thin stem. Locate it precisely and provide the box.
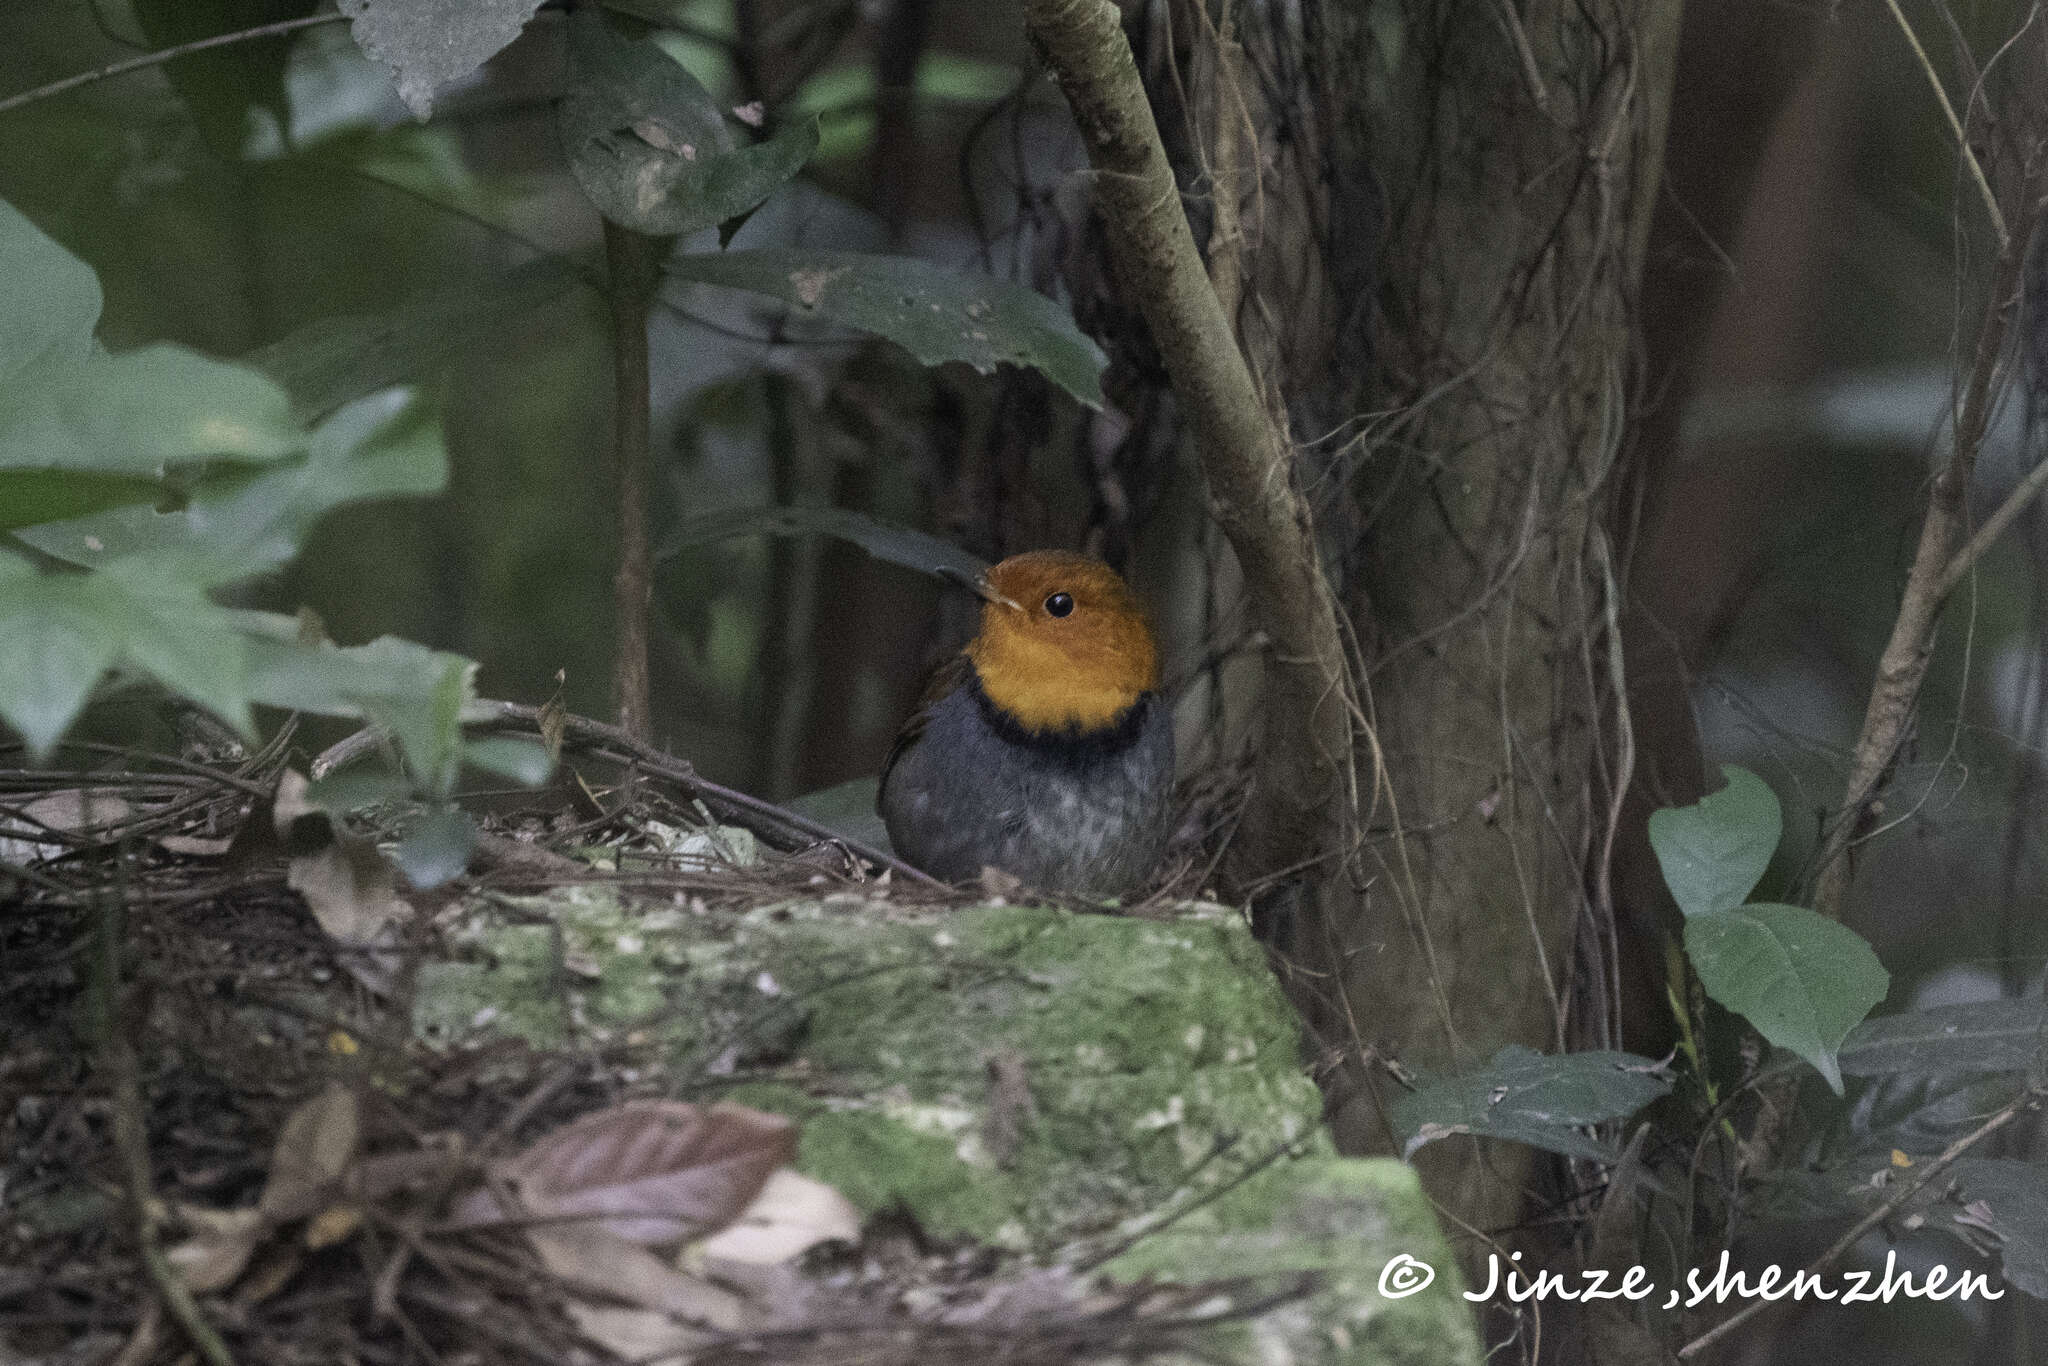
[0,13,349,118]
[1880,0,2010,250]
[601,220,663,742]
[1680,1083,2038,1360]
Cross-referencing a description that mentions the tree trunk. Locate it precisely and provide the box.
[1117,0,1686,1245]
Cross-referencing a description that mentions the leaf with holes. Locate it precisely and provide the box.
[1390,1045,1671,1162]
[1648,764,1781,917]
[1685,903,1888,1094]
[561,10,817,236]
[665,248,1106,408]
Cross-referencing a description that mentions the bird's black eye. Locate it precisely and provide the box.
[1045,591,1074,618]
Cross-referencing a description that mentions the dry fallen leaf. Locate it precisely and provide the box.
[693,1168,860,1266]
[0,788,134,864]
[452,1100,798,1246]
[260,1083,361,1223]
[164,1206,266,1294]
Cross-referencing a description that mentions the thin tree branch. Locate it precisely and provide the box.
[1880,0,2010,251]
[601,221,664,742]
[0,13,349,118]
[1681,1082,2039,1360]
[1938,430,2048,598]
[1018,0,1354,884]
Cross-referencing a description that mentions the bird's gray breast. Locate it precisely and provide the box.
[879,685,1173,895]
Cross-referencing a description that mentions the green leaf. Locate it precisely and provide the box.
[0,559,252,759]
[235,611,477,792]
[1839,999,2048,1078]
[0,471,166,532]
[665,248,1107,408]
[250,260,581,422]
[0,343,302,475]
[133,0,319,154]
[0,200,100,383]
[462,737,553,786]
[338,0,547,119]
[561,10,817,236]
[1684,903,1889,1094]
[393,806,476,889]
[1389,1045,1671,1162]
[0,564,120,759]
[1648,764,1781,917]
[19,390,446,582]
[655,503,987,580]
[1953,1160,2048,1298]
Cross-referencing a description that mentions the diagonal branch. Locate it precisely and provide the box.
[0,13,349,118]
[1018,0,1354,885]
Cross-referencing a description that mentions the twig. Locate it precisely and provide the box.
[1880,0,2010,250]
[1680,1082,2040,1360]
[601,221,665,742]
[92,883,237,1366]
[1937,437,2048,598]
[313,700,946,886]
[0,13,348,117]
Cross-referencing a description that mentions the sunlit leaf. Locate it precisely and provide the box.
[1648,764,1780,918]
[1685,903,1889,1095]
[1390,1045,1670,1162]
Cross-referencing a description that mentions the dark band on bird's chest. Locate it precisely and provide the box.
[966,665,1154,765]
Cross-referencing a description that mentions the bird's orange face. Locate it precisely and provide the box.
[964,551,1159,734]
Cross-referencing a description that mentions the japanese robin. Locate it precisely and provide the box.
[878,550,1174,895]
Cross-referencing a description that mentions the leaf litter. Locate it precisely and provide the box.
[0,713,1295,1365]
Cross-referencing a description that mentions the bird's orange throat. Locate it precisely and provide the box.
[966,617,1157,735]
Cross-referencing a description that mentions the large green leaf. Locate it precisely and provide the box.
[1389,1045,1670,1162]
[0,471,166,532]
[664,249,1107,408]
[0,344,302,474]
[1839,999,2048,1078]
[0,556,253,759]
[1684,903,1889,1094]
[655,503,987,580]
[1648,764,1781,917]
[18,390,445,584]
[560,10,817,236]
[0,200,99,383]
[250,260,581,421]
[235,611,477,795]
[338,0,547,119]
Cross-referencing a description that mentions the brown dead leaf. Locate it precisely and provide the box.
[693,1169,860,1266]
[0,789,135,864]
[304,1204,362,1250]
[155,833,234,858]
[260,1083,361,1223]
[164,1206,266,1293]
[452,1100,797,1246]
[528,1221,748,1330]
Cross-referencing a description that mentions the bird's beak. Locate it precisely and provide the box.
[937,564,1023,612]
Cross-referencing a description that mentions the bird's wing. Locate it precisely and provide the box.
[878,651,972,803]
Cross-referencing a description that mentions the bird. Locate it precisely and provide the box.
[878,550,1174,896]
